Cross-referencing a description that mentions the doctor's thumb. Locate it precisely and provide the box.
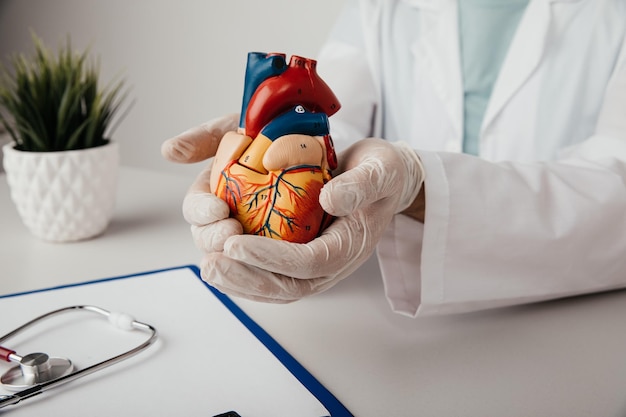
[319,161,386,217]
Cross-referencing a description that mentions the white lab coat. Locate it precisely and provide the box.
[316,0,626,316]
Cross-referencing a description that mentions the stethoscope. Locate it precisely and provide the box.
[0,305,158,409]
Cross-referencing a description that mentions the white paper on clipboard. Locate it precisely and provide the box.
[0,266,352,416]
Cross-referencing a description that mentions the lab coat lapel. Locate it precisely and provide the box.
[409,0,464,140]
[481,0,551,132]
[482,0,582,131]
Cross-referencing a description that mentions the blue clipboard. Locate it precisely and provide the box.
[0,265,353,416]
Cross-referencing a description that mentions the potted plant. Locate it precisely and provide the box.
[0,34,129,242]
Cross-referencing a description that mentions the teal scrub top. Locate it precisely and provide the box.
[458,0,530,155]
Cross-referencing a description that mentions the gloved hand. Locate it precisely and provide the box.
[162,113,239,164]
[161,113,244,252]
[197,137,426,303]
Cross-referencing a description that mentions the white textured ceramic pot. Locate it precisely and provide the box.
[2,141,119,242]
[0,131,10,173]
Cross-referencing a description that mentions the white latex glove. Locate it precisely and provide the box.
[161,113,244,252]
[162,113,239,163]
[201,137,426,303]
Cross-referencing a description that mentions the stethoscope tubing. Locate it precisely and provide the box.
[0,305,158,409]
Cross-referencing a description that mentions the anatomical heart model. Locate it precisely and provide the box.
[209,52,341,243]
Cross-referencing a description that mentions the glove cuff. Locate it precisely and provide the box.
[392,141,425,213]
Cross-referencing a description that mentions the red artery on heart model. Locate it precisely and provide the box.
[209,52,341,243]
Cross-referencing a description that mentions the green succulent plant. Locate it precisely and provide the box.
[0,34,128,152]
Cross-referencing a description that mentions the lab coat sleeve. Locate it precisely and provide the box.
[380,35,626,317]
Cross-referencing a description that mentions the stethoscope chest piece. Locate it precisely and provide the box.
[1,352,73,391]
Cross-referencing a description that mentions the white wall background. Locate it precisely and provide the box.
[0,0,345,177]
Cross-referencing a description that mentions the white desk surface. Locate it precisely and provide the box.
[2,167,626,417]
